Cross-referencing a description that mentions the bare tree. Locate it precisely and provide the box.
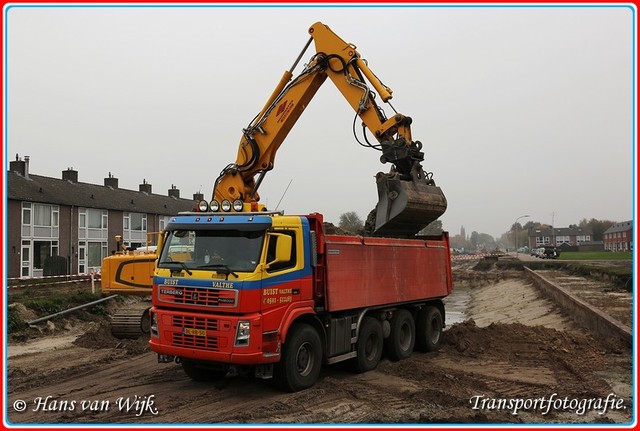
[338,211,364,234]
[418,219,443,236]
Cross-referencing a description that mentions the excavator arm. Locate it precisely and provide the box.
[205,22,446,236]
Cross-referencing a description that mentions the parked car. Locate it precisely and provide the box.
[540,246,560,259]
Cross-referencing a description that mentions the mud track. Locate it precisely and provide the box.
[5,263,633,425]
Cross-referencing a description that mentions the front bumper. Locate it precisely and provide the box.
[149,307,280,365]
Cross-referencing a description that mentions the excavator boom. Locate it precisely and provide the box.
[205,21,447,236]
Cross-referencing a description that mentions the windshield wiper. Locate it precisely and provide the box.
[196,263,238,278]
[159,261,192,275]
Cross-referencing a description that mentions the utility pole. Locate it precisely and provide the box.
[514,214,530,255]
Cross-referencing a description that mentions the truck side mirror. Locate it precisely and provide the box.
[266,233,292,268]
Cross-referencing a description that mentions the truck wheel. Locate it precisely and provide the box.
[275,323,322,392]
[415,305,443,352]
[353,316,383,373]
[384,309,415,361]
[181,360,228,382]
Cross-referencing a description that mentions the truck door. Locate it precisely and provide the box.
[261,231,297,308]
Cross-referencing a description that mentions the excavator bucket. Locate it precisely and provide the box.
[373,172,447,237]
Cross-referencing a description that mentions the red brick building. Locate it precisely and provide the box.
[603,221,633,252]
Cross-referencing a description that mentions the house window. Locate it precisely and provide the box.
[78,208,108,274]
[123,212,147,244]
[159,216,171,232]
[22,203,31,224]
[22,203,59,237]
[88,210,102,229]
[20,203,60,277]
[536,236,550,245]
[33,240,59,272]
[78,208,108,240]
[78,240,107,274]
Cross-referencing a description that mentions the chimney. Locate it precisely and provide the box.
[139,179,152,194]
[9,154,29,178]
[168,184,180,199]
[62,167,78,183]
[193,192,204,202]
[104,172,118,189]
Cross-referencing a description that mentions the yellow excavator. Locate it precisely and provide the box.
[101,235,155,338]
[102,21,446,338]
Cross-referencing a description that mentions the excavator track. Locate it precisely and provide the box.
[110,302,151,339]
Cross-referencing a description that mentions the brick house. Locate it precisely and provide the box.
[603,221,633,252]
[528,226,593,250]
[6,156,199,278]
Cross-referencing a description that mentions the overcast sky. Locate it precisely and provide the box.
[4,4,635,238]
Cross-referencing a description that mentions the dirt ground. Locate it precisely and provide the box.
[4,260,634,425]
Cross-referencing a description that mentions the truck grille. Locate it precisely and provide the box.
[172,315,219,331]
[171,315,221,351]
[160,286,238,308]
[172,333,220,351]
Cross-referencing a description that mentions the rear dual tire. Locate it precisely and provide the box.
[384,309,415,361]
[415,305,444,352]
[353,316,383,373]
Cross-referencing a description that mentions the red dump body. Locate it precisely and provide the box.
[321,234,452,312]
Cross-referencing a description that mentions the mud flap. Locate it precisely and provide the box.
[374,172,447,237]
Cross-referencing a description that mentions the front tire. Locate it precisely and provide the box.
[275,323,322,392]
[384,309,415,361]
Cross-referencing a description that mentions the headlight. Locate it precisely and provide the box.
[235,320,251,346]
[232,199,244,212]
[221,199,232,212]
[197,200,209,212]
[209,199,220,212]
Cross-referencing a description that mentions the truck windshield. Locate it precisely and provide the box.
[158,229,264,273]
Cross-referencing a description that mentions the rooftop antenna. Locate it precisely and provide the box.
[274,179,293,212]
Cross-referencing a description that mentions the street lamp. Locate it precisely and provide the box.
[514,214,530,255]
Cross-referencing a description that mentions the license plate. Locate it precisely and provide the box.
[183,327,206,337]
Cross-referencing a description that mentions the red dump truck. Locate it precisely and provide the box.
[149,212,452,391]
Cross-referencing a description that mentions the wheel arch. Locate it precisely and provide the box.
[280,307,326,353]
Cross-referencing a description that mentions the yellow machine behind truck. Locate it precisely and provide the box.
[101,235,156,338]
[102,21,447,338]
